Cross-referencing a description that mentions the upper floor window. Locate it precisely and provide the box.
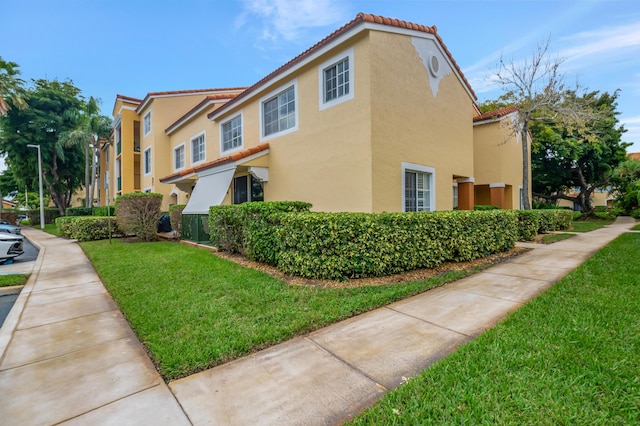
[191,132,205,164]
[144,147,152,175]
[262,83,297,139]
[222,114,242,153]
[174,143,185,170]
[319,48,354,110]
[143,112,151,136]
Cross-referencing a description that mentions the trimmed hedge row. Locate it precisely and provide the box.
[275,210,518,280]
[55,216,121,241]
[209,201,312,262]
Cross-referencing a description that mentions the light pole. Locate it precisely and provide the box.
[26,144,45,230]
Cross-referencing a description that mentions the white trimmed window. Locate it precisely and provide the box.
[402,163,435,212]
[174,143,185,170]
[221,114,242,153]
[143,111,151,136]
[319,48,354,110]
[143,147,152,175]
[452,183,459,209]
[191,132,206,164]
[261,82,297,139]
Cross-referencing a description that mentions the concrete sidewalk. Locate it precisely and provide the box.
[0,217,635,425]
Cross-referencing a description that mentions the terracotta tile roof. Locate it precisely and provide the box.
[473,105,519,123]
[136,87,248,113]
[209,12,476,120]
[112,94,143,116]
[629,152,640,161]
[165,92,244,135]
[160,143,270,183]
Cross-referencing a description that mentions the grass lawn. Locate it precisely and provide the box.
[81,240,488,381]
[569,218,614,232]
[0,274,28,287]
[632,223,640,231]
[349,233,640,425]
[539,233,576,244]
[43,224,61,237]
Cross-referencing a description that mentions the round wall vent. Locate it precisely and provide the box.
[429,55,440,77]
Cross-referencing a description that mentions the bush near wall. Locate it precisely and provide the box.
[276,210,518,281]
[93,206,115,216]
[115,192,163,241]
[515,211,539,241]
[66,207,93,216]
[169,204,186,240]
[0,210,20,225]
[209,201,312,258]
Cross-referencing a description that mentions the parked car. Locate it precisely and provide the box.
[0,224,21,235]
[0,219,10,225]
[0,233,24,263]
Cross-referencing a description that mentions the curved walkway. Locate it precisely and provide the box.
[0,217,635,425]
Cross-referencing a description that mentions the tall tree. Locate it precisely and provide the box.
[0,57,28,116]
[494,38,597,209]
[531,91,629,213]
[610,158,640,214]
[0,79,86,215]
[59,97,111,207]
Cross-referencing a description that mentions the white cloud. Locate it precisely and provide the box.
[238,0,350,43]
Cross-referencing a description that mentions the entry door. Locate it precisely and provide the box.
[233,175,248,204]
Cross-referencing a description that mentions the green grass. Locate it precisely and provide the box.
[0,274,28,287]
[570,218,614,232]
[349,233,640,425]
[43,224,61,236]
[632,223,640,231]
[539,233,576,244]
[81,240,484,381]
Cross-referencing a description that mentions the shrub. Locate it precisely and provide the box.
[631,208,640,219]
[69,217,120,241]
[516,210,539,241]
[0,209,20,225]
[572,212,584,221]
[66,207,93,216]
[93,206,115,216]
[115,192,163,241]
[28,207,61,225]
[276,210,517,281]
[169,204,186,240]
[474,205,500,210]
[208,201,312,257]
[536,209,572,233]
[55,216,81,238]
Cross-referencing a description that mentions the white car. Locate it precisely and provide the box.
[0,233,24,263]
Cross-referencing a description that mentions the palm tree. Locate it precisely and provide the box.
[0,57,28,116]
[58,97,111,207]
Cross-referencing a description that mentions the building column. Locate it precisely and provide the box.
[457,178,475,211]
[490,183,505,209]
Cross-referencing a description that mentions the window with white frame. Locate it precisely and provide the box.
[143,111,151,136]
[144,147,151,175]
[319,48,354,110]
[174,144,185,170]
[262,85,296,137]
[452,183,459,209]
[222,115,242,152]
[403,163,435,212]
[191,133,205,164]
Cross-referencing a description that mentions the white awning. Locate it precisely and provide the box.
[182,166,236,215]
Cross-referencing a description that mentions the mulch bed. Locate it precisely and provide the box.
[214,247,528,289]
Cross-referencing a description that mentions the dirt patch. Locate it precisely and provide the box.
[214,247,528,289]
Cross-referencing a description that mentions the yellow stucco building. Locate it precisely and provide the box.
[105,13,530,240]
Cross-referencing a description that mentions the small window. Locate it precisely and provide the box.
[144,147,151,175]
[191,133,206,164]
[222,115,242,152]
[403,163,435,212]
[262,84,297,138]
[452,184,459,209]
[143,112,151,136]
[174,144,185,170]
[319,48,354,110]
[233,175,264,204]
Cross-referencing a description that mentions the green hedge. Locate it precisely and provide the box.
[28,207,61,225]
[93,206,115,216]
[515,211,539,241]
[276,210,518,281]
[66,207,93,216]
[474,205,501,210]
[55,216,120,241]
[536,209,572,233]
[209,201,312,258]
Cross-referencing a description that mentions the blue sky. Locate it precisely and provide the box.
[2,0,640,153]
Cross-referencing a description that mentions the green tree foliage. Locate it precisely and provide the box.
[531,91,629,213]
[0,79,88,215]
[610,158,640,214]
[0,57,28,116]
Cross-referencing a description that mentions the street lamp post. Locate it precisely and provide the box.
[26,144,45,230]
